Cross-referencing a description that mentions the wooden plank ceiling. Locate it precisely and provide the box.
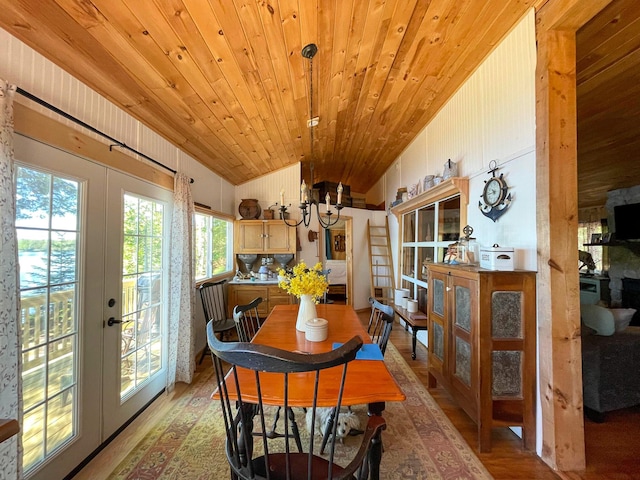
[0,0,541,194]
[577,0,640,209]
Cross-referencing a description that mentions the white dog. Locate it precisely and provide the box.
[305,407,361,443]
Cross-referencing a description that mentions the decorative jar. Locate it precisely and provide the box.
[305,318,328,342]
[258,265,269,281]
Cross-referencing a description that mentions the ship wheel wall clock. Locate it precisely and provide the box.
[478,160,512,222]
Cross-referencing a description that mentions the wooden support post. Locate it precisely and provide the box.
[535,0,613,472]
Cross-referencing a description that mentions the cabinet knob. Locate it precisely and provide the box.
[446,287,452,292]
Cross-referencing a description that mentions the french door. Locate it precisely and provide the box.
[15,135,171,479]
[102,170,171,437]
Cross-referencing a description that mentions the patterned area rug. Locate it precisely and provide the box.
[108,343,493,479]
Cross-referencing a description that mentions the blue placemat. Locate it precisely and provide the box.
[332,342,383,361]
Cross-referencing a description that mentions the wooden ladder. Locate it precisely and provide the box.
[367,217,395,304]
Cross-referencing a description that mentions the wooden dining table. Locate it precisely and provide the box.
[223,303,406,479]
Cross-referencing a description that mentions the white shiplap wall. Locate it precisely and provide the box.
[0,27,234,214]
[234,163,301,220]
[382,9,537,277]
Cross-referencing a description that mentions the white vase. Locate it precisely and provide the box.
[296,294,318,332]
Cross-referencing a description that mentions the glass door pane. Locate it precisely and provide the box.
[402,246,415,277]
[403,212,415,243]
[439,196,461,242]
[120,195,164,399]
[418,204,435,242]
[16,166,80,473]
[418,246,434,281]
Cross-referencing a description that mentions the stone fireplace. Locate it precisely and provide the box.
[605,185,640,322]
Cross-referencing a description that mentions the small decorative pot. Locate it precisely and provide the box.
[238,199,262,219]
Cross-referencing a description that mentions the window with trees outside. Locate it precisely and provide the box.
[194,210,234,281]
[578,219,606,273]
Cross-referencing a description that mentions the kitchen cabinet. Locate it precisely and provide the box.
[426,263,536,452]
[228,283,294,318]
[234,220,296,254]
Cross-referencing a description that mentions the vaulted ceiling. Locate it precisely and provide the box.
[0,0,539,194]
[1,0,635,206]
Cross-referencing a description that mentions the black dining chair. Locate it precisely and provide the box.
[367,297,395,357]
[233,296,263,343]
[198,280,236,364]
[233,296,304,453]
[207,323,385,480]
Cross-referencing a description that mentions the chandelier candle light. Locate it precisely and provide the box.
[279,43,345,230]
[279,180,344,229]
[277,261,329,332]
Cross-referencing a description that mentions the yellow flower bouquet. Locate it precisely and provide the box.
[278,261,328,302]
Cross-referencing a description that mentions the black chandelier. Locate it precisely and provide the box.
[280,43,344,229]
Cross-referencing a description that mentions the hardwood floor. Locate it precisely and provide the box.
[385,313,640,480]
[75,309,640,479]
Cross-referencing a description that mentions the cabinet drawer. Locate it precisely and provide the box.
[229,284,292,318]
[267,286,293,313]
[229,286,269,317]
[268,286,289,296]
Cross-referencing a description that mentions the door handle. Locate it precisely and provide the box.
[107,317,122,327]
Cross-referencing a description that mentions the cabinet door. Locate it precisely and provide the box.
[235,221,265,252]
[264,221,295,253]
[428,269,448,380]
[449,274,478,407]
[229,285,269,317]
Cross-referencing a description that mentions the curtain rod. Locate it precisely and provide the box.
[16,87,193,183]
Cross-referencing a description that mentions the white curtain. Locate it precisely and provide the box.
[0,80,22,478]
[167,173,195,391]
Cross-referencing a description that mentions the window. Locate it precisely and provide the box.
[194,210,234,281]
[578,219,607,273]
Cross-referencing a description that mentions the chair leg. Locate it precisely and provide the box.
[320,407,336,455]
[287,407,303,453]
[198,345,209,365]
[266,406,304,453]
[266,406,282,439]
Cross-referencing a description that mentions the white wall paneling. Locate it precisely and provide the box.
[401,130,427,190]
[365,175,385,208]
[478,12,536,162]
[234,163,301,220]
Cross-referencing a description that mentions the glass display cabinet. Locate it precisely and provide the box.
[391,178,468,313]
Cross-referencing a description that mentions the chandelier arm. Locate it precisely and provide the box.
[279,206,305,227]
[314,202,342,229]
